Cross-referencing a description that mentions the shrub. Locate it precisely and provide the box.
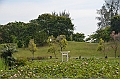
[27,56,48,61]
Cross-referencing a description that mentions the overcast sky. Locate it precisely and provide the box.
[0,0,104,36]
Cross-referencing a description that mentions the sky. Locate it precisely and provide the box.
[0,0,104,36]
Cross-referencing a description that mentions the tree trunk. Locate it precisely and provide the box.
[61,47,62,51]
[32,51,34,61]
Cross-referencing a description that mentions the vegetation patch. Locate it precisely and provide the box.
[0,58,120,79]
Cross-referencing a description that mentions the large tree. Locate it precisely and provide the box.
[87,26,111,43]
[0,11,74,46]
[30,11,74,40]
[96,0,120,29]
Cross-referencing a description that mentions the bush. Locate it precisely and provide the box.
[27,56,48,61]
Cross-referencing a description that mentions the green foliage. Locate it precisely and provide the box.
[0,11,74,46]
[48,45,57,58]
[57,35,68,51]
[73,32,85,42]
[0,44,17,69]
[28,39,37,60]
[0,58,120,78]
[17,40,23,48]
[111,15,120,33]
[47,35,57,58]
[47,35,56,46]
[88,26,111,42]
[97,38,104,51]
[47,35,68,58]
[34,11,74,40]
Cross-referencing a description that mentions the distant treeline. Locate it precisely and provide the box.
[0,11,85,47]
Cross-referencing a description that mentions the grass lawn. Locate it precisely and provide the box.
[13,41,120,59]
[0,59,3,70]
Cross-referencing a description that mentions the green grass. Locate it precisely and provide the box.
[13,41,120,58]
[0,59,3,70]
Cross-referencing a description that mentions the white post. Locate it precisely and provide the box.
[67,53,68,61]
[61,51,70,62]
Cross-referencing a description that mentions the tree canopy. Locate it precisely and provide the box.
[0,11,75,46]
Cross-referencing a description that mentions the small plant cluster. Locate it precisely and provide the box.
[0,58,120,79]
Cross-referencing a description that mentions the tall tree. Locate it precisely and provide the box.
[96,5,110,29]
[96,0,120,29]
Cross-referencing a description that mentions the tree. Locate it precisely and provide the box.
[110,31,120,58]
[0,43,17,70]
[87,26,111,43]
[0,22,28,44]
[97,38,106,57]
[72,33,85,42]
[28,39,37,60]
[31,11,74,40]
[47,35,57,58]
[96,0,120,29]
[35,31,48,46]
[56,35,68,51]
[96,5,110,29]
